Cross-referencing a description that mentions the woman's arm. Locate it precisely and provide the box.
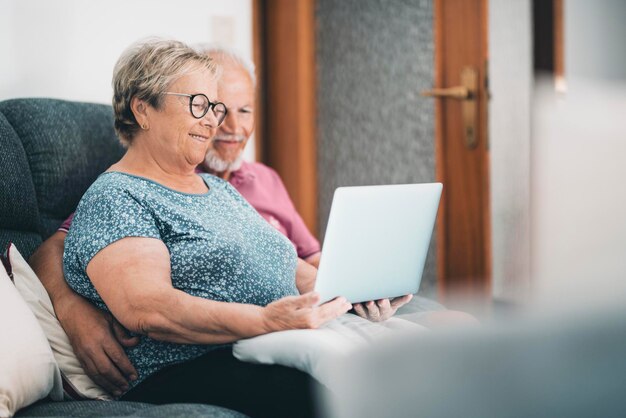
[87,237,350,344]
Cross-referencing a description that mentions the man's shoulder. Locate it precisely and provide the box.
[240,161,284,185]
[241,161,278,177]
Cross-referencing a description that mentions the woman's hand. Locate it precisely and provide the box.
[262,292,351,332]
[352,294,414,322]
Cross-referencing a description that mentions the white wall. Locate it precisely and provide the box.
[530,0,626,308]
[489,0,626,304]
[0,0,256,160]
[488,0,533,302]
[531,79,626,309]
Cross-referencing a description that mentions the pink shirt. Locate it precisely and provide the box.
[59,161,320,258]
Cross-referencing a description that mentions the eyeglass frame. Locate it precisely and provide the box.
[161,92,228,125]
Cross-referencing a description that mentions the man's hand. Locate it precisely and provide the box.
[29,231,139,396]
[352,294,413,322]
[55,294,139,396]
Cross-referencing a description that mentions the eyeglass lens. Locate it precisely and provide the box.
[190,95,227,126]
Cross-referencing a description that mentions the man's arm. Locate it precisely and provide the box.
[265,166,322,264]
[304,252,321,268]
[29,231,139,396]
[295,258,318,294]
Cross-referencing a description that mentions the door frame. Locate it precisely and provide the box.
[433,0,492,300]
[253,0,319,237]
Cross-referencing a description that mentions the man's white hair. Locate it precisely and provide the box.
[193,44,256,87]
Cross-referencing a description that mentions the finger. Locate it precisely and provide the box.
[92,374,124,397]
[390,294,413,309]
[103,340,138,382]
[81,355,125,396]
[291,292,321,309]
[366,300,381,321]
[316,297,351,322]
[376,298,392,315]
[111,320,140,348]
[95,356,130,393]
[352,303,368,318]
[321,295,348,307]
[90,347,132,393]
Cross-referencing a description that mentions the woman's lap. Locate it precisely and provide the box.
[121,347,323,418]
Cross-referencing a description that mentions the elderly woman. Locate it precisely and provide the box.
[62,39,350,418]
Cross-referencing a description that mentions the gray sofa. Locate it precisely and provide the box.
[0,98,246,417]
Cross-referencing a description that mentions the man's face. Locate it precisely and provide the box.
[204,64,255,173]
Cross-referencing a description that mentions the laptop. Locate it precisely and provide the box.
[314,183,442,304]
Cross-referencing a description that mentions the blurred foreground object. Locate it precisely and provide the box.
[531,77,626,311]
[322,307,626,418]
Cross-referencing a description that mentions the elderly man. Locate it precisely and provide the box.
[29,48,413,396]
[198,48,323,266]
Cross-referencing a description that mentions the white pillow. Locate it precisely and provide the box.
[6,243,111,401]
[233,313,427,389]
[0,255,63,417]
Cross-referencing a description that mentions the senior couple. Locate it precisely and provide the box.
[30,39,453,418]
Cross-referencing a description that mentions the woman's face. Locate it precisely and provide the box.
[146,68,218,169]
[204,65,255,172]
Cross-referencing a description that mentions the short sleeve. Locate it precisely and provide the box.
[64,185,161,275]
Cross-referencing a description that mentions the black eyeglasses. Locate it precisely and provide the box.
[162,92,227,126]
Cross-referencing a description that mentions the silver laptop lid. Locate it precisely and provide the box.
[315,183,442,304]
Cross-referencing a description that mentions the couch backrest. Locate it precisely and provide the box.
[0,98,125,259]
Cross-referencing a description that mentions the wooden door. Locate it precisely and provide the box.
[432,0,491,300]
[253,0,318,236]
[256,0,491,300]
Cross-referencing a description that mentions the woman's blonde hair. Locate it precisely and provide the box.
[112,38,218,146]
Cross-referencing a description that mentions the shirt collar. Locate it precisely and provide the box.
[230,161,256,182]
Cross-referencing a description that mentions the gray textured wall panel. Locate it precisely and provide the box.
[316,0,436,294]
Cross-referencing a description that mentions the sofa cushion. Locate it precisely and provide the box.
[7,243,111,401]
[0,111,42,259]
[0,99,125,240]
[0,231,41,265]
[0,259,63,417]
[14,400,248,417]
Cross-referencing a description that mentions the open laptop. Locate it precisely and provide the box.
[314,183,442,304]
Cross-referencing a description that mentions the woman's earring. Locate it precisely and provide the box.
[141,123,149,130]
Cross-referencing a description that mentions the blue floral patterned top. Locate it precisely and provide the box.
[63,171,298,389]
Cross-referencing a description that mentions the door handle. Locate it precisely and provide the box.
[420,86,471,100]
[421,67,478,149]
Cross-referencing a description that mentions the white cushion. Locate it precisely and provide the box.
[0,253,62,417]
[233,313,427,388]
[7,243,111,401]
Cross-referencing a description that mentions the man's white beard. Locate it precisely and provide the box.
[203,148,244,174]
